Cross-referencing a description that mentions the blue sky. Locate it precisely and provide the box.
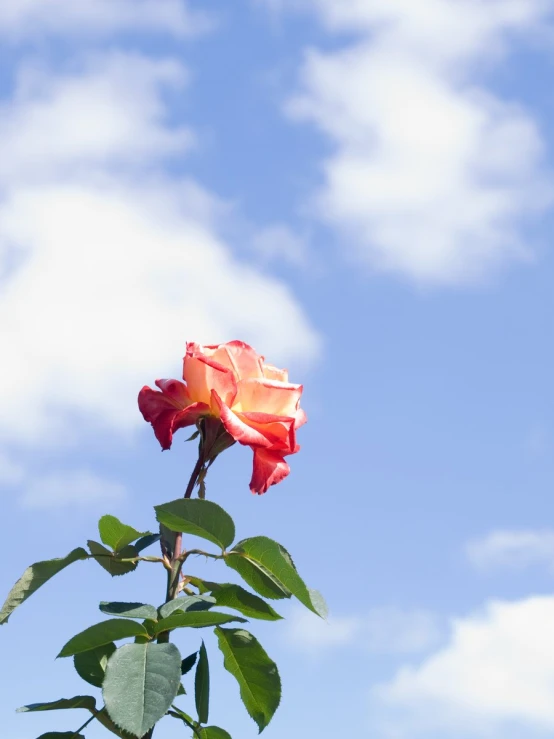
[2,1,554,737]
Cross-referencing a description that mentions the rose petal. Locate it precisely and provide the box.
[262,363,289,382]
[235,378,303,416]
[211,391,273,448]
[155,379,191,406]
[237,411,296,454]
[138,386,209,450]
[183,353,237,407]
[250,448,290,495]
[208,341,265,380]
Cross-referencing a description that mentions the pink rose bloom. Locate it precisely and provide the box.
[138,341,306,494]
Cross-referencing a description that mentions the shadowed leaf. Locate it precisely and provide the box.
[0,548,88,625]
[58,620,149,658]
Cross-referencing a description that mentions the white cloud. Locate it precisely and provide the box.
[267,0,554,284]
[0,452,25,485]
[0,0,211,40]
[285,606,361,651]
[466,530,554,571]
[373,596,554,737]
[251,223,309,265]
[285,606,440,654]
[0,54,320,446]
[364,607,441,654]
[20,469,126,509]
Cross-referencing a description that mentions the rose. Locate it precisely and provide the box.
[138,340,306,494]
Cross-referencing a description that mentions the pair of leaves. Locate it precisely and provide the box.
[89,515,157,578]
[58,612,247,659]
[155,499,325,617]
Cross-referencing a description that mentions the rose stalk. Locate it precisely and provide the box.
[1,340,323,739]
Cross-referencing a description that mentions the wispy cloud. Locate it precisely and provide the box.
[0,0,212,40]
[284,605,441,655]
[466,530,554,571]
[20,469,126,510]
[0,53,320,447]
[262,0,553,284]
[0,452,24,485]
[373,596,554,737]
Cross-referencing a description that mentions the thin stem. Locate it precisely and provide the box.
[71,713,95,737]
[184,453,205,499]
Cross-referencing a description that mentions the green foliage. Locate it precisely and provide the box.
[102,642,181,738]
[58,619,149,658]
[154,611,246,635]
[181,651,198,675]
[211,584,282,621]
[199,728,232,739]
[224,553,290,600]
[98,515,147,551]
[195,641,210,724]
[99,602,158,620]
[0,548,88,625]
[155,499,235,550]
[158,595,216,619]
[215,628,281,732]
[37,734,85,738]
[17,696,97,713]
[134,533,161,553]
[228,537,321,614]
[73,643,116,688]
[88,540,138,577]
[95,707,135,737]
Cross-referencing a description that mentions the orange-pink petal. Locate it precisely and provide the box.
[262,363,288,382]
[211,391,273,448]
[237,411,296,454]
[235,378,302,417]
[250,448,290,495]
[208,340,265,380]
[183,353,237,407]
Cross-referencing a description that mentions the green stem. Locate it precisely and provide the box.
[145,449,206,739]
[71,712,95,737]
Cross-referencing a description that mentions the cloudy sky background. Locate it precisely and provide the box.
[2,1,554,737]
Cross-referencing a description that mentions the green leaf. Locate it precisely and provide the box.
[100,602,158,620]
[181,651,198,675]
[17,696,97,712]
[225,553,290,601]
[307,588,328,619]
[228,537,319,614]
[155,499,235,550]
[58,619,149,658]
[168,706,200,735]
[95,707,135,738]
[98,515,147,551]
[212,585,282,621]
[88,540,138,577]
[37,734,85,739]
[134,533,161,553]
[154,611,246,635]
[158,595,216,619]
[102,642,181,737]
[199,728,232,739]
[0,547,88,625]
[215,628,280,732]
[195,641,210,724]
[73,643,116,688]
